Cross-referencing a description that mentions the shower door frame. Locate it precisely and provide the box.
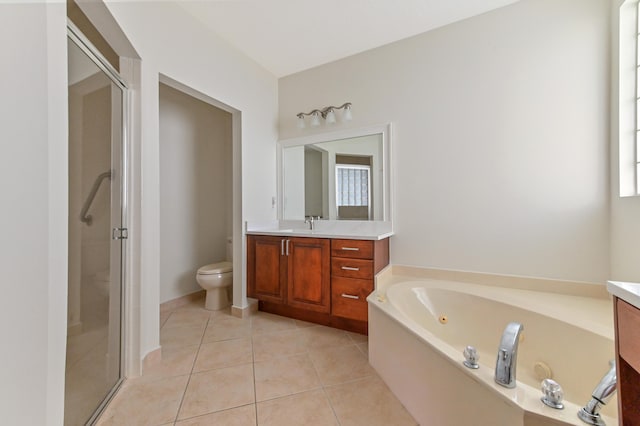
[67,20,129,425]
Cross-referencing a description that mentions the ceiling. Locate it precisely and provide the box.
[176,0,520,78]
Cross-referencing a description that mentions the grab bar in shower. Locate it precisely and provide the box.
[80,170,112,226]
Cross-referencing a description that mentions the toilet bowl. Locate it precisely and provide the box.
[196,261,233,310]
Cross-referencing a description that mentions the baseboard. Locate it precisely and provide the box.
[142,346,162,374]
[159,290,205,315]
[67,320,83,336]
[231,298,258,319]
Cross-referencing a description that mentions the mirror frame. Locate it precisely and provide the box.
[277,123,393,222]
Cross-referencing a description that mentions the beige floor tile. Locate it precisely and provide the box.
[193,338,253,372]
[347,331,368,343]
[172,299,207,312]
[324,375,417,426]
[161,323,206,347]
[177,363,255,420]
[256,389,338,426]
[96,375,188,426]
[160,311,171,329]
[163,309,211,329]
[252,328,306,362]
[299,325,352,350]
[143,344,199,378]
[202,315,251,343]
[175,404,256,425]
[65,339,112,426]
[66,327,108,368]
[208,306,234,318]
[308,344,374,386]
[294,318,319,328]
[251,311,297,335]
[254,354,321,402]
[356,342,368,358]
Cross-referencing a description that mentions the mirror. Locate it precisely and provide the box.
[279,124,391,221]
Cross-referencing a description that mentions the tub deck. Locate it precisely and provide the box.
[368,265,617,426]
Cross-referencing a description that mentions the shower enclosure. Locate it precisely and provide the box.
[66,24,127,426]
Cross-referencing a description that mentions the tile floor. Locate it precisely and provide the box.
[66,280,115,426]
[96,297,417,425]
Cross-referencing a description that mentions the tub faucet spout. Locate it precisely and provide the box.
[494,322,524,388]
[578,362,617,426]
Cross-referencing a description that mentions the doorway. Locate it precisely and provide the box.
[66,26,127,425]
[158,83,233,304]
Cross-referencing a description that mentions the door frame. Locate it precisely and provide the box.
[67,20,129,425]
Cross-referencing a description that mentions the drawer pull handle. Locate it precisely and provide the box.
[341,266,360,271]
[341,293,360,300]
[341,247,360,251]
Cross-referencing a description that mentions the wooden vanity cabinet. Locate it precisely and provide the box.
[614,298,640,425]
[247,234,389,334]
[330,239,389,322]
[247,235,330,313]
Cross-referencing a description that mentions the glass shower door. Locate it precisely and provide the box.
[66,31,125,426]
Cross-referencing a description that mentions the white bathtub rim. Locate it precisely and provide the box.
[367,289,617,426]
[382,279,613,340]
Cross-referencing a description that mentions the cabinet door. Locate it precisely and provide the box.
[287,237,330,313]
[247,235,286,303]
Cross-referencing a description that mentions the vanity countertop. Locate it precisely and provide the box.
[246,220,393,241]
[607,280,640,310]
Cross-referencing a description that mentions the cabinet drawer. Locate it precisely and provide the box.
[331,276,373,321]
[331,258,373,279]
[331,239,373,259]
[618,299,640,373]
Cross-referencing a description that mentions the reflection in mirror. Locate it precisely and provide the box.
[280,126,390,221]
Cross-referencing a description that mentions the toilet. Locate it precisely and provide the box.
[196,261,233,310]
[196,238,233,310]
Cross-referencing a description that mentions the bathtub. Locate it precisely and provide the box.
[367,278,617,426]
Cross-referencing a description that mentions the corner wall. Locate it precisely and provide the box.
[0,3,68,424]
[279,0,611,283]
[106,2,278,366]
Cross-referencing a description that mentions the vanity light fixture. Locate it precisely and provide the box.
[297,102,352,128]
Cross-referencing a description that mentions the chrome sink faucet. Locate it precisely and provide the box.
[304,216,315,230]
[495,322,524,388]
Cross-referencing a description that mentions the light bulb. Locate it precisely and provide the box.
[343,105,352,121]
[310,111,321,126]
[325,109,336,124]
[297,115,306,129]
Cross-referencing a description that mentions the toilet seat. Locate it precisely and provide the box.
[197,261,232,275]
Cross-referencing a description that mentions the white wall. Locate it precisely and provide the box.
[159,83,232,303]
[279,0,611,284]
[610,0,640,283]
[106,2,278,366]
[0,3,68,425]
